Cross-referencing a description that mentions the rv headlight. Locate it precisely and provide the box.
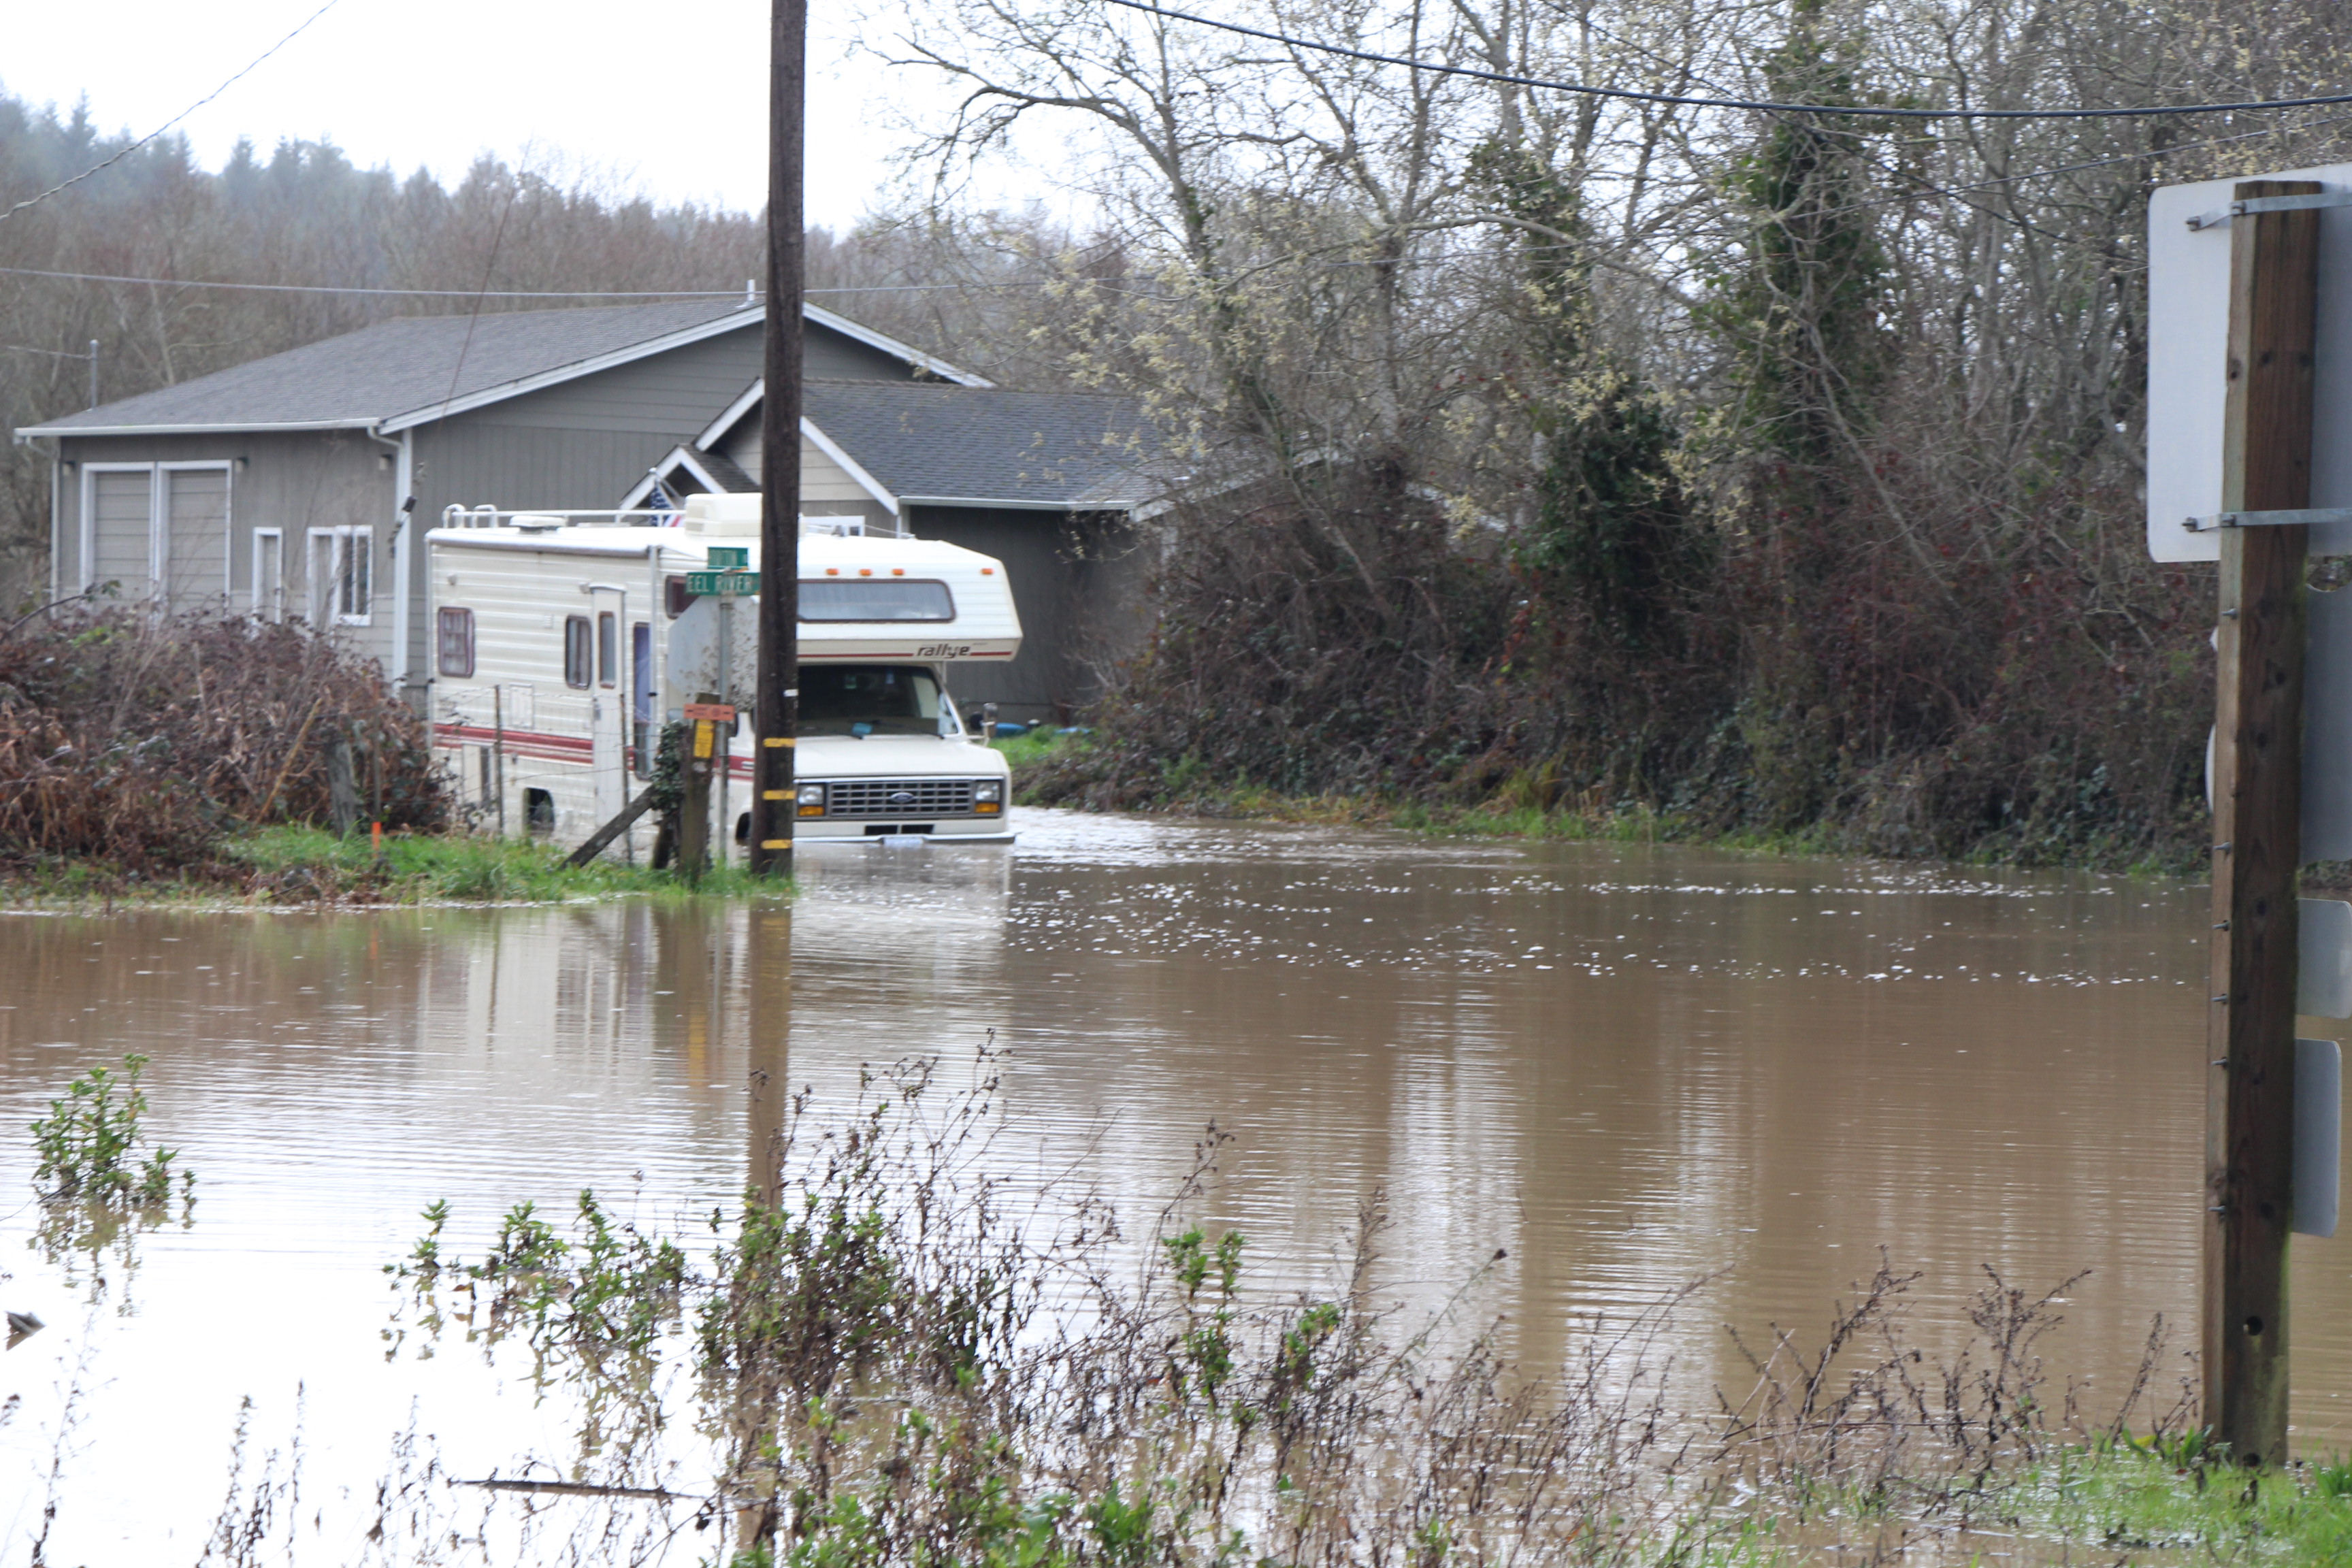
[972,780,1002,804]
[797,784,826,817]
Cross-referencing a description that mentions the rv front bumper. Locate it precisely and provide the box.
[790,817,1015,845]
[783,775,1011,843]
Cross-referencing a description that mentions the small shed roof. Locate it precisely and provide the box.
[796,381,1158,510]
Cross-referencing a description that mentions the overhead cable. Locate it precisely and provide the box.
[0,0,346,225]
[0,265,744,298]
[1103,0,2352,120]
[0,265,1066,299]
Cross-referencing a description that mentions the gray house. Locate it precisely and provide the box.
[14,299,1153,721]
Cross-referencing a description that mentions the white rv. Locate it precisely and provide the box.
[425,495,1019,855]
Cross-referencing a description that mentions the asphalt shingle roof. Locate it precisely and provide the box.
[802,380,1156,509]
[21,300,757,434]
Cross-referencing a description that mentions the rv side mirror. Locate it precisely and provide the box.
[981,702,998,742]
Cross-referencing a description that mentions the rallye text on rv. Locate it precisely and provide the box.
[424,494,1019,855]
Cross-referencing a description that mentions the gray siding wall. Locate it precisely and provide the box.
[54,429,391,664]
[712,421,895,535]
[806,324,923,381]
[904,506,1144,722]
[465,326,764,433]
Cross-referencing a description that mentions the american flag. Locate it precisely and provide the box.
[646,474,681,526]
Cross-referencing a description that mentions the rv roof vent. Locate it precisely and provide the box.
[511,512,565,532]
[683,493,762,536]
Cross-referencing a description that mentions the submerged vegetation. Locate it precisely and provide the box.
[357,1051,2352,1565]
[225,826,791,906]
[29,1053,194,1260]
[12,1046,2352,1561]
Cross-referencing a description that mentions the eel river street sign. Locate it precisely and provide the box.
[686,570,760,596]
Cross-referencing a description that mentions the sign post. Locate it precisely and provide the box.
[2204,179,2323,1467]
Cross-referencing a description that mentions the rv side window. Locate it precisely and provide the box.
[798,578,955,622]
[665,576,699,617]
[437,607,475,677]
[564,615,592,689]
[597,612,617,687]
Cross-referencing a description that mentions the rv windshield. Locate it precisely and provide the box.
[798,664,956,737]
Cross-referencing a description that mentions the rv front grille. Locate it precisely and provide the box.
[823,778,979,817]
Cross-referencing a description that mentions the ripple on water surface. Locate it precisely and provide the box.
[0,810,2342,1556]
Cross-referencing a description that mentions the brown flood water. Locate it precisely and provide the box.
[2,808,2349,1556]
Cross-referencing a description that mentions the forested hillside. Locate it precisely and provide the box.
[8,0,2342,866]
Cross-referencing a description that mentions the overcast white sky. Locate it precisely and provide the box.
[3,0,1037,232]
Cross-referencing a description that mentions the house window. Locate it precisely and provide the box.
[252,529,284,622]
[564,615,593,689]
[438,607,476,677]
[597,611,617,687]
[308,527,373,625]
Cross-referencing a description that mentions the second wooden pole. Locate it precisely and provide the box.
[2206,178,2322,1466]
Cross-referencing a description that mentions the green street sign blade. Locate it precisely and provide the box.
[685,571,760,595]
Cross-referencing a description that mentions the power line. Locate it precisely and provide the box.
[1105,0,2352,120]
[0,265,1068,299]
[1825,112,2352,220]
[0,0,346,225]
[0,265,743,299]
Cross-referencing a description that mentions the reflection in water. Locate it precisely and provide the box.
[1,812,2348,1557]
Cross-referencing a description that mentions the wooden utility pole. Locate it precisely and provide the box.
[749,0,805,876]
[2206,178,2322,1466]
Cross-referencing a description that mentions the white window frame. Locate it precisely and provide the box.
[308,525,375,627]
[437,605,476,677]
[251,528,285,622]
[76,461,236,603]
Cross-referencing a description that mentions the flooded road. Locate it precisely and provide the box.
[3,809,2348,1555]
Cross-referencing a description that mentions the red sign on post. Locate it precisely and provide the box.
[683,702,736,723]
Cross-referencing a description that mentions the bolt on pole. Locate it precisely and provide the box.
[2206,178,2321,1467]
[749,0,804,877]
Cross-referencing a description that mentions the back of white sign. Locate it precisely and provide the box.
[2147,163,2352,561]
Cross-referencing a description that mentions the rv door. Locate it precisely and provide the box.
[587,584,629,823]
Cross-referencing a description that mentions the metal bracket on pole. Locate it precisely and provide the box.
[2187,189,2352,231]
[2185,508,2352,532]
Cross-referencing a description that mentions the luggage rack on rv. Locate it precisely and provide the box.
[440,505,673,531]
[438,505,875,536]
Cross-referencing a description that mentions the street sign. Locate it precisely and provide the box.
[2296,1039,2342,1238]
[2301,899,2352,1015]
[706,547,751,572]
[2302,587,2352,862]
[685,570,760,595]
[2148,163,2352,561]
[683,702,737,723]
